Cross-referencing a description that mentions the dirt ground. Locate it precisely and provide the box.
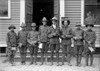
[0,55,100,71]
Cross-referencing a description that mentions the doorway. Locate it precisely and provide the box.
[32,0,54,29]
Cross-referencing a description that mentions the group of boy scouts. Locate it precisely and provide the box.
[6,12,96,67]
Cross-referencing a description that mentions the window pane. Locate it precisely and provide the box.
[0,0,8,17]
[85,0,100,25]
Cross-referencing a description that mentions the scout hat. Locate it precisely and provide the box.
[31,22,36,27]
[41,17,48,22]
[51,16,58,21]
[8,24,16,29]
[20,22,26,28]
[75,22,81,27]
[85,24,94,27]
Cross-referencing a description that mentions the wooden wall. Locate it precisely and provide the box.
[0,0,20,47]
[64,0,100,47]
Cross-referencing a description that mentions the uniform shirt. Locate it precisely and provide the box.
[48,24,60,44]
[39,25,50,42]
[60,26,73,45]
[27,30,39,44]
[6,31,18,47]
[73,28,84,45]
[18,30,28,46]
[84,29,96,47]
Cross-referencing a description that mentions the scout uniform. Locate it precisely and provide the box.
[27,23,39,65]
[18,23,28,65]
[39,17,50,65]
[73,23,84,66]
[6,25,17,66]
[84,24,96,66]
[60,20,73,66]
[48,17,60,66]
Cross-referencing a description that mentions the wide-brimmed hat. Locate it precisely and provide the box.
[41,17,48,22]
[75,23,81,27]
[20,22,26,27]
[62,20,70,25]
[85,24,94,27]
[51,16,58,21]
[31,22,36,27]
[8,24,16,29]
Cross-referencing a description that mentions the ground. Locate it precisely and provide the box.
[0,55,100,71]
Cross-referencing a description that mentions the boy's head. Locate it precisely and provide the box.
[41,17,48,26]
[86,24,94,30]
[62,20,70,26]
[8,24,16,31]
[31,22,36,31]
[20,22,26,30]
[51,16,58,25]
[75,22,81,29]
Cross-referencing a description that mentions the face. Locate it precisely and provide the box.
[76,26,81,29]
[64,21,68,26]
[42,21,47,25]
[10,28,14,31]
[87,26,92,30]
[21,27,26,30]
[32,27,36,31]
[52,20,57,25]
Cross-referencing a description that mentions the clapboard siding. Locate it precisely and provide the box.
[65,0,81,26]
[0,0,20,46]
[64,0,100,47]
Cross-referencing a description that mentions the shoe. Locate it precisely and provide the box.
[68,63,72,66]
[57,64,60,66]
[40,63,43,65]
[78,63,81,67]
[50,63,53,66]
[30,62,33,65]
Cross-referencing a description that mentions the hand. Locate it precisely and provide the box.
[19,43,22,47]
[88,41,91,44]
[73,37,77,40]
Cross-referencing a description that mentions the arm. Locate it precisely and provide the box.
[89,31,96,43]
[6,33,11,48]
[27,32,31,44]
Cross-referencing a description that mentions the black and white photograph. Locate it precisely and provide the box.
[0,0,100,71]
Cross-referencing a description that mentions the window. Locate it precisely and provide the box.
[0,0,11,19]
[84,0,100,26]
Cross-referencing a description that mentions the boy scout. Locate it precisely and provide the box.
[39,17,50,65]
[60,20,73,66]
[84,24,96,66]
[6,24,17,66]
[73,23,84,67]
[48,17,60,66]
[27,23,39,65]
[18,23,28,65]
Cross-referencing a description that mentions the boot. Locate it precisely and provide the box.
[61,54,65,65]
[56,53,59,66]
[34,55,37,65]
[90,54,93,66]
[30,55,33,65]
[40,53,44,65]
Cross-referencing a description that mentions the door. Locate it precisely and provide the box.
[25,0,33,30]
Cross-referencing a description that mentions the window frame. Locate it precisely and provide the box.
[81,0,100,26]
[0,0,11,19]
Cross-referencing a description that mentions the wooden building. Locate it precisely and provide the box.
[0,0,100,53]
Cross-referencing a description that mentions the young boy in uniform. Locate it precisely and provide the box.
[18,23,28,65]
[27,23,39,65]
[73,23,84,67]
[48,16,60,66]
[60,20,73,66]
[39,17,50,65]
[84,24,96,66]
[6,24,18,66]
